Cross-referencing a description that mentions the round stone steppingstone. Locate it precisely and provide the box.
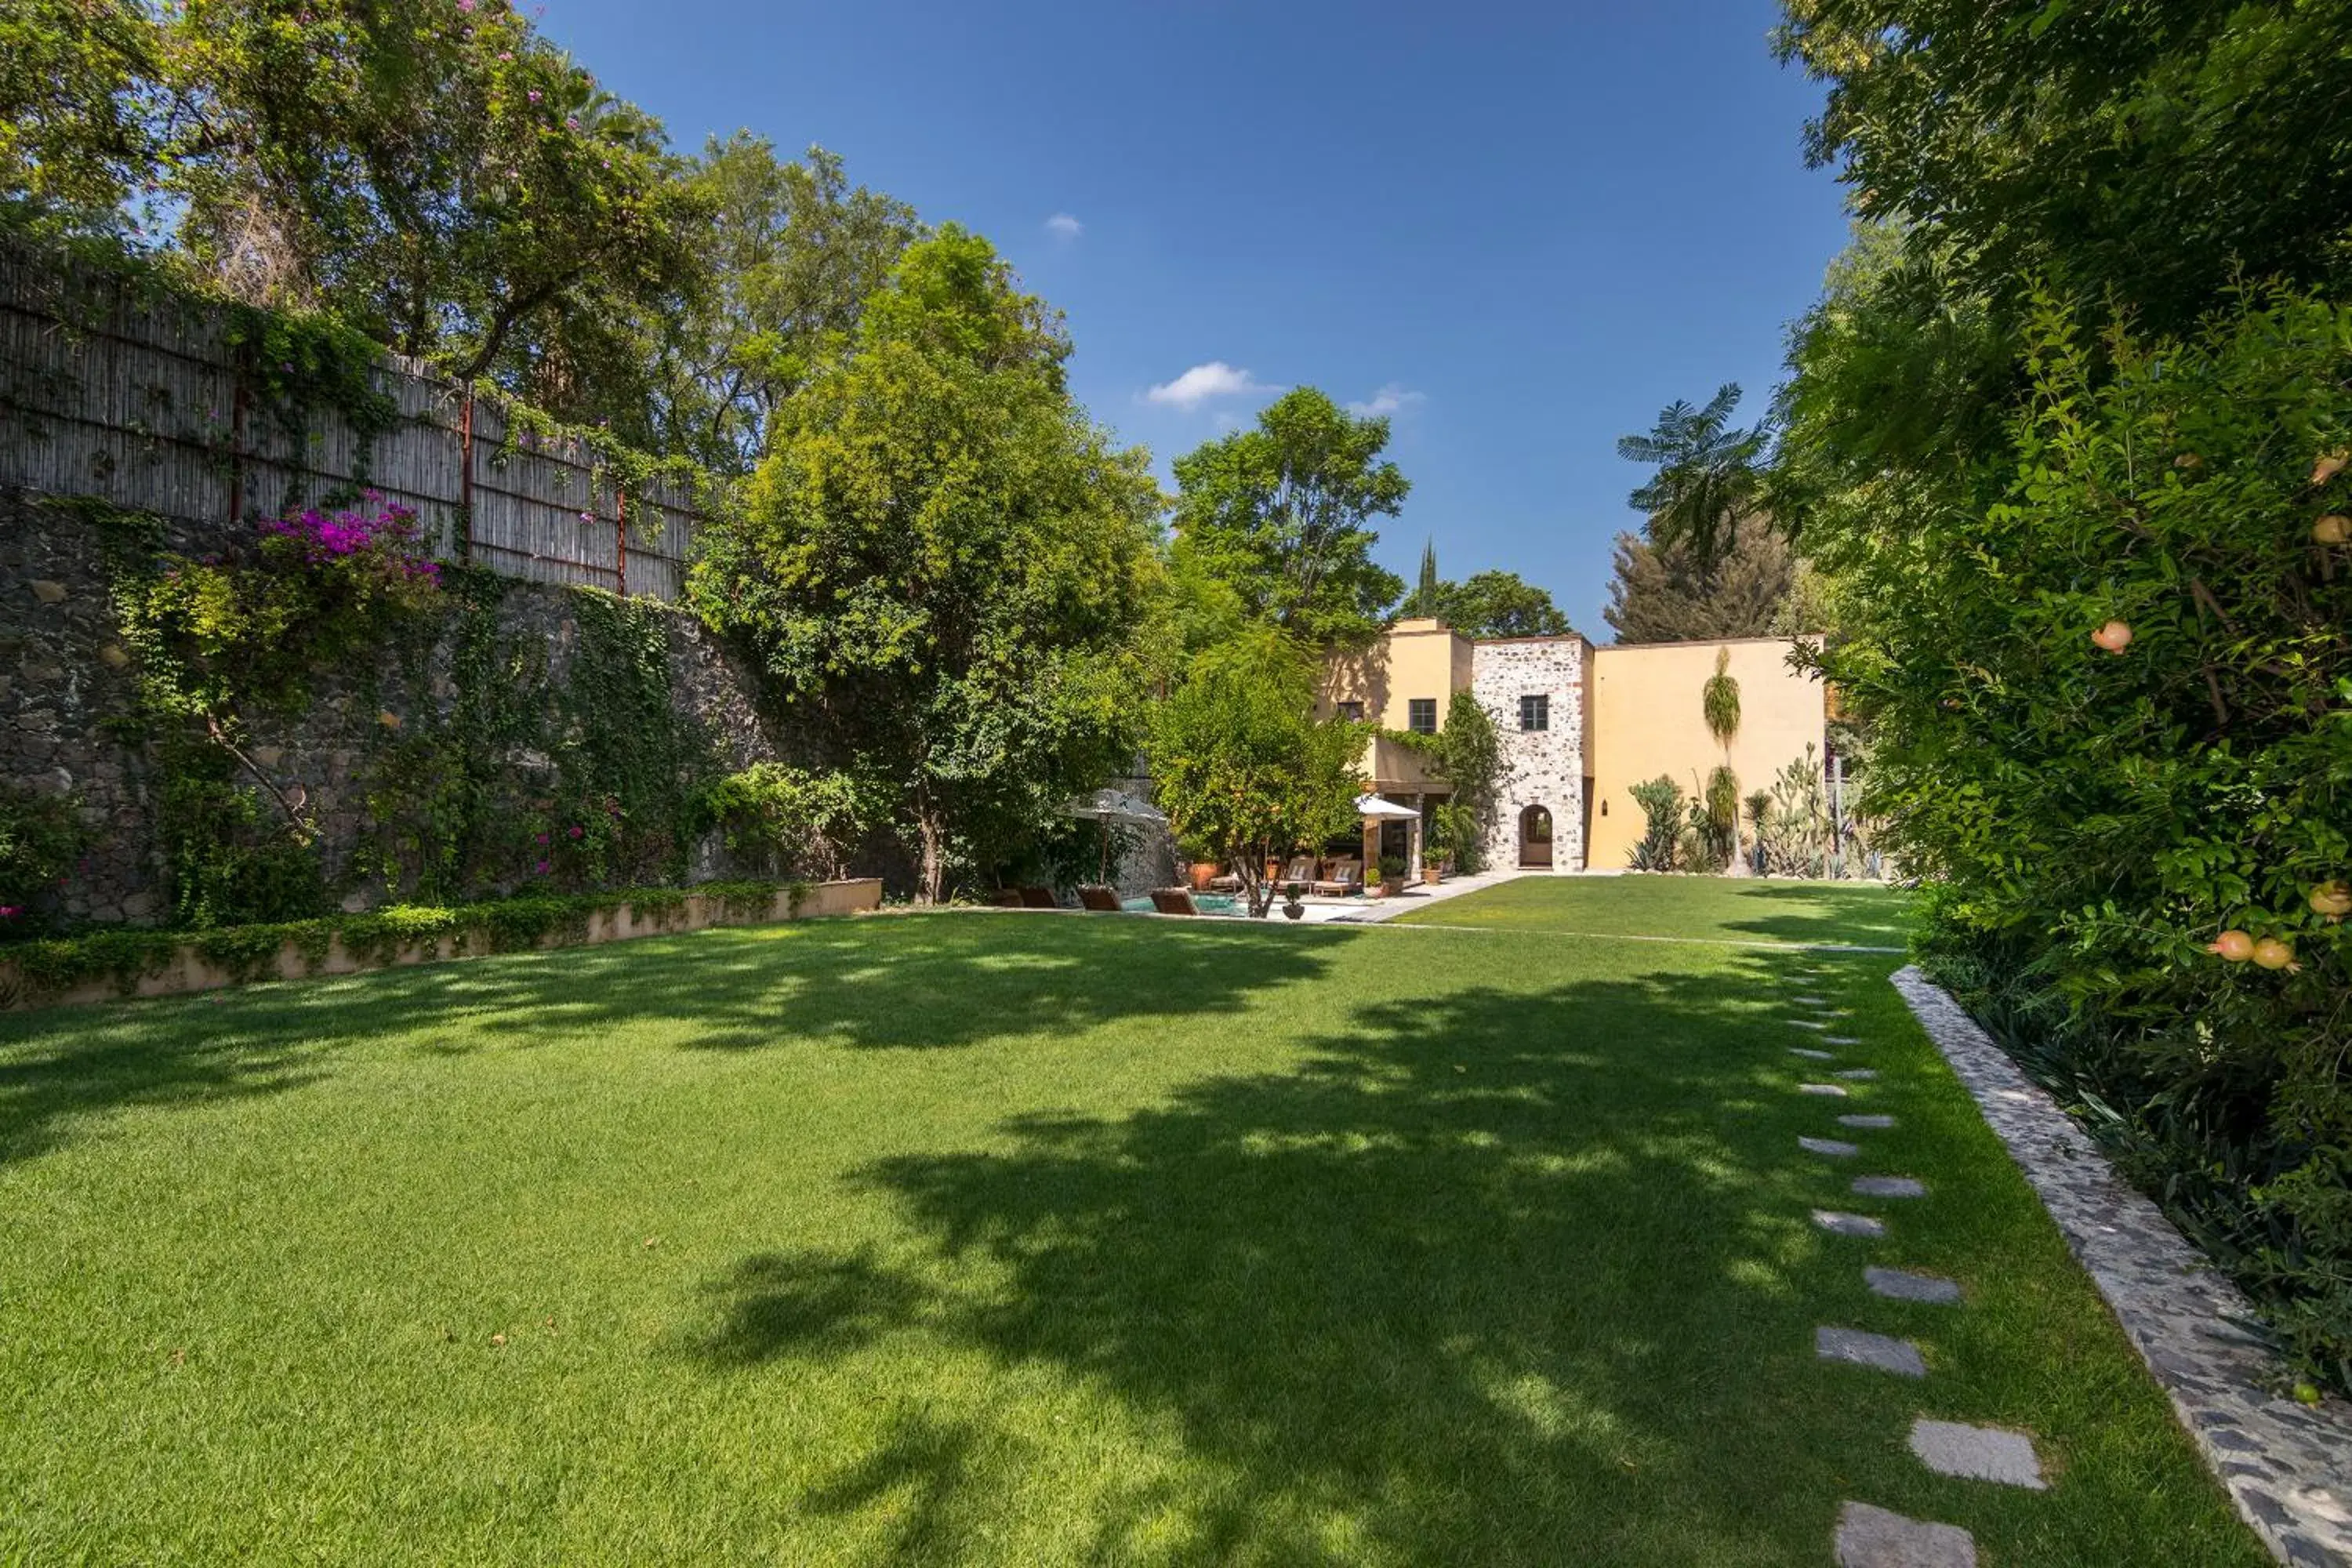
[1798,1082,1851,1097]
[1835,1068,1879,1081]
[1800,1136,1861,1158]
[1838,1114,1896,1129]
[1791,1047,1836,1060]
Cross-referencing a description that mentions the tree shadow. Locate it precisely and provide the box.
[1716,882,1914,949]
[680,959,1890,1564]
[0,913,1335,1168]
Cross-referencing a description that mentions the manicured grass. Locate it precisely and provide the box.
[0,886,2260,1566]
[1397,871,1915,948]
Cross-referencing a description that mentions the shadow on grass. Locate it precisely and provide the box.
[684,960,1861,1566]
[1717,882,1915,949]
[0,913,1334,1167]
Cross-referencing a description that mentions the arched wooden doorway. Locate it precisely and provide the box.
[1519,804,1553,869]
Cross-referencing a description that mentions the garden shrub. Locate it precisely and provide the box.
[1627,775,1684,871]
[1809,288,2352,1390]
[0,782,88,934]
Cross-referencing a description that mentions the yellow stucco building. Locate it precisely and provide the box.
[1318,622,1826,872]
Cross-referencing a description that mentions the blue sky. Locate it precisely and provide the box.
[541,0,1854,640]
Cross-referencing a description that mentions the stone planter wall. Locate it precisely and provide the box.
[0,879,882,1012]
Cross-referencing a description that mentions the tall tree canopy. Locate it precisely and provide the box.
[1171,387,1408,647]
[1603,514,1800,644]
[1427,571,1573,640]
[1616,384,1769,572]
[688,227,1159,902]
[1777,0,2352,337]
[652,136,921,474]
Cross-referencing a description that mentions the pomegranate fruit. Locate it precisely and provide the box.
[2314,451,2349,486]
[2252,938,2295,971]
[2314,514,2350,545]
[2209,930,2255,961]
[2310,881,2352,920]
[2092,620,2133,653]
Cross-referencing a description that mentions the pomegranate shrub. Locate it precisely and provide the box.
[1802,289,2352,1390]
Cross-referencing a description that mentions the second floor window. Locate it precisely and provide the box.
[1407,699,1438,734]
[1335,700,1365,723]
[1520,694,1549,732]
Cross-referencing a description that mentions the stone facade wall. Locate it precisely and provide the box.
[1470,638,1588,872]
[1,490,784,926]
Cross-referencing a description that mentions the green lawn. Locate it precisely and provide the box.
[1395,871,1917,949]
[0,881,2261,1566]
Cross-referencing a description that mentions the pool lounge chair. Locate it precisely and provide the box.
[1076,884,1123,912]
[1018,885,1059,909]
[1205,866,1244,893]
[1310,859,1363,897]
[1149,887,1202,916]
[1278,855,1316,888]
[986,888,1025,907]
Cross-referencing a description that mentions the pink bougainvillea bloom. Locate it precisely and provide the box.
[535,861,550,874]
[0,906,21,919]
[565,116,579,130]
[528,89,542,103]
[579,510,594,524]
[535,833,550,845]
[568,826,583,839]
[456,0,474,10]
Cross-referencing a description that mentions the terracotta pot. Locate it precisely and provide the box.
[1189,862,1218,891]
[1422,866,1443,886]
[1378,879,1403,898]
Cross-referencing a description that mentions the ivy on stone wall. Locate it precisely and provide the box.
[59,499,734,931]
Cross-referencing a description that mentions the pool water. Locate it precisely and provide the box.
[1120,894,1243,916]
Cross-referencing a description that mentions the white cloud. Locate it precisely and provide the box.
[1348,383,1427,419]
[1145,361,1279,410]
[1044,212,1083,241]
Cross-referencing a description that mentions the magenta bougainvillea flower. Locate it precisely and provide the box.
[260,498,442,590]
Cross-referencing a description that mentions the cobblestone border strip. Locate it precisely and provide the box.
[1891,966,2352,1567]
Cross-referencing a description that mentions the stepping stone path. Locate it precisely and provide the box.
[1835,1068,1879,1081]
[1839,1114,1896,1129]
[1834,1502,1977,1567]
[1790,1018,1831,1030]
[1908,1419,2046,1490]
[1798,1082,1850,1097]
[1816,1326,1927,1377]
[1800,1136,1860,1158]
[1825,1035,1863,1046]
[1853,1176,1926,1200]
[1790,1047,1836,1060]
[1791,995,1831,1005]
[1865,1266,1961,1305]
[1813,1209,1886,1238]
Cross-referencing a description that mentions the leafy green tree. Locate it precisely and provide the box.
[1617,384,1769,572]
[1172,387,1409,646]
[1804,287,2352,1382]
[1604,514,1796,644]
[689,229,1160,902]
[1145,628,1364,917]
[1777,0,2352,336]
[653,135,921,472]
[151,0,708,416]
[0,0,157,236]
[1428,571,1572,638]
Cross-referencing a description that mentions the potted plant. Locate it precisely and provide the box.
[1281,881,1306,920]
[1184,844,1218,891]
[1421,849,1444,886]
[1377,855,1408,896]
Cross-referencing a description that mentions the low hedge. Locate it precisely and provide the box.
[0,880,808,1004]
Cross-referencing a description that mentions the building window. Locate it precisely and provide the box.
[1407,699,1438,735]
[1519,693,1549,732]
[1335,700,1365,723]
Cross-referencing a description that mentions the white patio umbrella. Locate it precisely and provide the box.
[1063,789,1168,882]
[1353,793,1421,820]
